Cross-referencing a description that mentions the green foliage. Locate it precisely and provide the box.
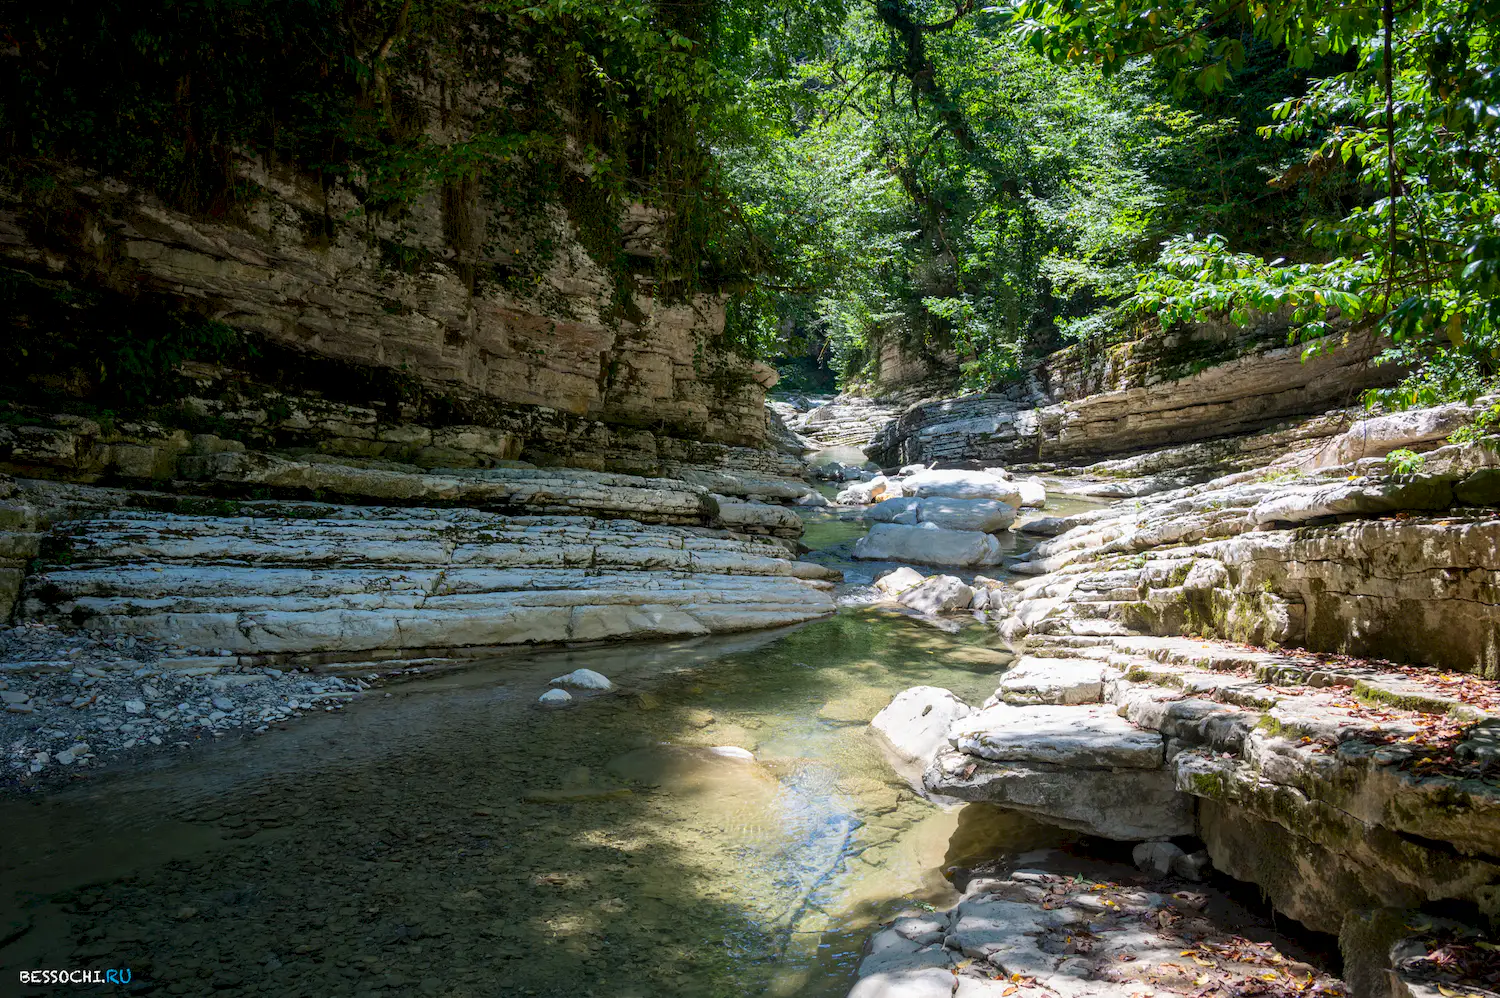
[0,269,247,405]
[1017,0,1500,407]
[718,2,1343,389]
[0,0,848,344]
[1383,448,1427,475]
[1450,404,1500,445]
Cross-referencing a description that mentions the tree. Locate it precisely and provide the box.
[1012,0,1500,405]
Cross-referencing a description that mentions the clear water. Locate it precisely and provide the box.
[0,486,1107,998]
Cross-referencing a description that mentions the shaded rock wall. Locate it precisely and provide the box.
[869,321,1397,468]
[0,169,777,465]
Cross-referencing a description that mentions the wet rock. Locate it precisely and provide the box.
[549,669,613,691]
[897,576,974,614]
[537,689,573,704]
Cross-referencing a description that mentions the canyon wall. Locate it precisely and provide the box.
[0,165,778,478]
[867,317,1397,469]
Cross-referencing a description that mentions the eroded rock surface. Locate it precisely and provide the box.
[12,481,838,664]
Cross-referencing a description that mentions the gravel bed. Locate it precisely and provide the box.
[1,622,379,788]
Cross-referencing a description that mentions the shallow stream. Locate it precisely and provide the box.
[0,492,1103,997]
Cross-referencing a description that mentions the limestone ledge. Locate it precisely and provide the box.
[18,501,839,662]
[1004,443,1500,676]
[0,406,817,518]
[869,329,1396,468]
[881,632,1500,978]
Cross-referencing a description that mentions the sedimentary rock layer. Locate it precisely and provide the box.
[20,503,837,664]
[869,328,1394,468]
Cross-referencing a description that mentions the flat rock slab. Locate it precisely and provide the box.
[998,658,1108,705]
[849,967,958,998]
[925,748,1193,840]
[949,704,1164,769]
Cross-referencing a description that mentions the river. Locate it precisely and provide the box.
[0,495,1101,997]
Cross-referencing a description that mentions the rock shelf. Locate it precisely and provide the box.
[849,868,1346,998]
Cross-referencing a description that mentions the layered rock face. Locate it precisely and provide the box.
[9,477,837,668]
[868,324,1395,468]
[1008,442,1500,676]
[862,632,1500,998]
[1,166,777,472]
[862,401,1500,998]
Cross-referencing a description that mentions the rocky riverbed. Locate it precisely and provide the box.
[0,622,382,786]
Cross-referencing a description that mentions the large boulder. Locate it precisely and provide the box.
[853,522,1005,567]
[897,575,975,614]
[836,475,891,505]
[900,469,1024,506]
[867,496,1016,533]
[871,686,973,768]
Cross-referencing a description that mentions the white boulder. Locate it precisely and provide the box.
[853,523,1005,567]
[874,566,927,596]
[872,686,974,767]
[900,469,1023,505]
[538,688,573,704]
[550,668,613,690]
[1014,478,1047,508]
[897,576,974,614]
[836,476,889,505]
